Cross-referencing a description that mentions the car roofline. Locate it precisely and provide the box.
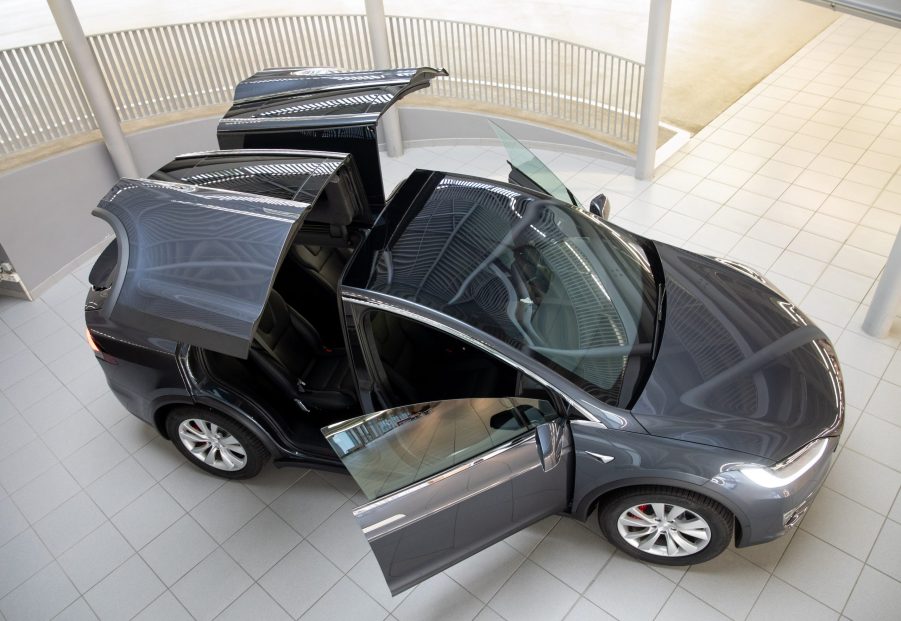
[340,285,640,432]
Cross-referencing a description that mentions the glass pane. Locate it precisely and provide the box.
[322,397,557,500]
[490,121,576,206]
[366,179,658,406]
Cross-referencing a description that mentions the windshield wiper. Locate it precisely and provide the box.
[651,282,666,360]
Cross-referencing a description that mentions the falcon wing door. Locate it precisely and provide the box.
[217,66,448,211]
[92,178,310,358]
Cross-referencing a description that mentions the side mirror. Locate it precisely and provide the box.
[589,193,611,220]
[535,420,564,472]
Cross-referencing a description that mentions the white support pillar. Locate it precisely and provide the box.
[863,225,901,338]
[634,0,672,180]
[47,0,138,178]
[364,0,404,158]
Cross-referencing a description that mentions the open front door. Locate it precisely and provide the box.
[322,397,572,595]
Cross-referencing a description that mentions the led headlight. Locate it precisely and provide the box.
[725,438,830,489]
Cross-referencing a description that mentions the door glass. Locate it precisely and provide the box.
[490,121,578,206]
[322,397,557,500]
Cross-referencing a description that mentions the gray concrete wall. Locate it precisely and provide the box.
[0,108,621,299]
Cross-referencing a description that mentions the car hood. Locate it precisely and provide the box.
[631,244,844,461]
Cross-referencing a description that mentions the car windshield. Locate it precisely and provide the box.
[366,175,658,406]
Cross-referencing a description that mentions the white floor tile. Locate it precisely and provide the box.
[0,529,53,599]
[189,481,264,544]
[867,520,901,583]
[300,576,387,621]
[111,484,185,550]
[747,577,839,621]
[656,588,729,621]
[132,591,192,621]
[223,508,300,580]
[563,597,617,621]
[392,573,483,621]
[216,584,291,621]
[58,522,134,593]
[85,555,166,621]
[139,515,217,588]
[171,548,252,621]
[843,566,901,621]
[825,451,901,515]
[259,541,343,619]
[0,562,79,621]
[681,550,769,620]
[774,530,863,611]
[583,554,675,621]
[489,561,579,621]
[801,487,884,561]
[529,520,613,594]
[33,492,106,557]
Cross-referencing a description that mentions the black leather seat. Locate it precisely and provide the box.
[248,290,356,412]
[291,245,349,300]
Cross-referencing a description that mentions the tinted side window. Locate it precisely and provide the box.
[323,397,558,500]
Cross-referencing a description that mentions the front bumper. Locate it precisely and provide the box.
[705,435,839,547]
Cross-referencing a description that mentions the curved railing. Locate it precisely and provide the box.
[0,15,644,157]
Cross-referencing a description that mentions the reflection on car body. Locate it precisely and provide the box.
[83,66,843,594]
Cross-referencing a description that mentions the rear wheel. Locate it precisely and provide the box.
[598,486,732,565]
[165,407,268,479]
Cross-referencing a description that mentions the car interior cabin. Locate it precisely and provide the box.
[163,156,548,459]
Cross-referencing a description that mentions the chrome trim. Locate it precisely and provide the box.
[585,451,614,464]
[341,289,603,425]
[362,513,407,535]
[173,148,349,160]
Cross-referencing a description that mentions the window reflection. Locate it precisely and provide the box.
[323,397,557,499]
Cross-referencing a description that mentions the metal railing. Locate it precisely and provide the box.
[0,15,644,157]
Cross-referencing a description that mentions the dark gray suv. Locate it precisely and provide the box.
[83,67,843,595]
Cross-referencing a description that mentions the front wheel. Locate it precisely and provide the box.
[165,407,268,479]
[598,486,733,565]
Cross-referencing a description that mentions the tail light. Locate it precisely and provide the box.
[86,328,118,364]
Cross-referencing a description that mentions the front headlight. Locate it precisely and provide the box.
[725,438,831,489]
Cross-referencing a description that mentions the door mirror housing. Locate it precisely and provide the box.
[536,419,565,472]
[589,193,611,220]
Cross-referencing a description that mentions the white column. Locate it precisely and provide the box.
[364,0,404,157]
[863,225,901,337]
[634,0,672,180]
[47,0,138,178]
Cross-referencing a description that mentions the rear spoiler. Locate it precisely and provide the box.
[217,67,448,211]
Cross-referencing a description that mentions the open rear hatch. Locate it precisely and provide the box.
[217,67,447,211]
[91,150,366,358]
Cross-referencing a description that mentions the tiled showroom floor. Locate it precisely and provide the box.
[1,13,901,621]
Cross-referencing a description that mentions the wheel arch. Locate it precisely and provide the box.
[572,477,751,546]
[152,397,282,457]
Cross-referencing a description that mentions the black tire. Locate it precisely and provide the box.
[165,407,268,479]
[597,486,733,565]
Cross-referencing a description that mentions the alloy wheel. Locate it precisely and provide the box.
[177,418,247,472]
[616,502,711,557]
